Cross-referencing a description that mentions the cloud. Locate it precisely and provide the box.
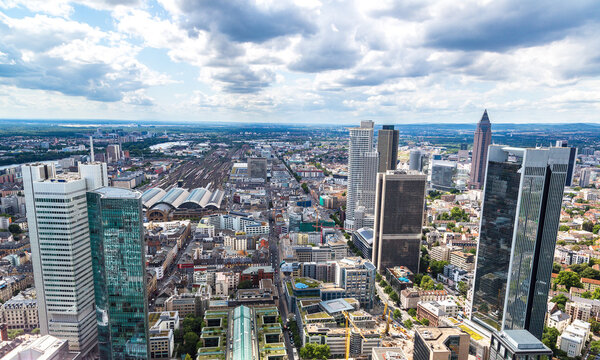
[424,0,600,51]
[172,0,316,43]
[0,14,170,102]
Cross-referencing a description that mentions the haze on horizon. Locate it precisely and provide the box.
[0,0,599,124]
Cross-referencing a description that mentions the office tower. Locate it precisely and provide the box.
[471,145,571,339]
[335,257,376,309]
[248,157,268,179]
[489,330,552,360]
[345,120,375,230]
[470,110,492,189]
[22,162,108,355]
[409,150,423,171]
[431,161,456,190]
[362,151,379,215]
[88,187,149,359]
[555,140,578,186]
[580,168,592,187]
[372,170,426,273]
[377,125,399,172]
[106,144,121,163]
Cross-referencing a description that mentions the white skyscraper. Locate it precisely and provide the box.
[345,120,375,230]
[23,161,108,355]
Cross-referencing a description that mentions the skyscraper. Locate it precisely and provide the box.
[22,161,108,355]
[409,150,423,172]
[471,145,571,339]
[377,125,399,172]
[470,110,492,189]
[87,187,149,359]
[345,120,375,230]
[555,140,577,186]
[106,144,122,163]
[248,157,268,179]
[372,170,426,273]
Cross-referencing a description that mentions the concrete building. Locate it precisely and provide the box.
[22,162,107,354]
[2,335,78,360]
[106,144,122,163]
[414,327,469,360]
[558,320,590,358]
[336,257,377,310]
[489,330,552,360]
[471,146,572,339]
[345,120,375,230]
[372,170,426,273]
[0,294,38,331]
[431,161,456,190]
[449,251,475,272]
[377,125,399,172]
[470,110,492,189]
[409,150,423,172]
[148,311,179,359]
[352,227,373,260]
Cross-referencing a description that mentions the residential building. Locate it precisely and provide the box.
[377,125,399,172]
[449,251,475,272]
[566,301,592,322]
[336,257,377,310]
[240,266,274,286]
[0,291,38,331]
[22,162,107,354]
[489,330,552,360]
[148,311,179,359]
[106,144,121,163]
[414,327,469,360]
[401,289,447,309]
[471,146,572,339]
[429,246,451,262]
[372,170,426,273]
[470,110,492,189]
[88,187,149,359]
[345,120,375,230]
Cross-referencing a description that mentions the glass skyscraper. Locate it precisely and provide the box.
[471,145,571,339]
[87,187,149,359]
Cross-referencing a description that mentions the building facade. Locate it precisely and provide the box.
[22,162,107,354]
[470,110,492,189]
[345,120,375,230]
[471,146,571,339]
[88,187,149,359]
[372,170,426,273]
[377,125,399,173]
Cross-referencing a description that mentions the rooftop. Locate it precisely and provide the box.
[91,186,141,199]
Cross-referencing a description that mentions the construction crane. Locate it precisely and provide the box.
[382,301,392,336]
[343,311,369,360]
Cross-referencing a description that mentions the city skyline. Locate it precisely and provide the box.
[1,1,599,124]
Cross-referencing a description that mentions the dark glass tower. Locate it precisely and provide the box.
[87,187,149,359]
[470,110,492,189]
[372,170,426,273]
[377,125,399,173]
[471,145,571,339]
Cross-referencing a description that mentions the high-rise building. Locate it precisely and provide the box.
[372,170,426,274]
[335,257,377,310]
[431,161,456,190]
[22,162,108,355]
[377,125,399,172]
[470,110,492,189]
[248,157,268,179]
[106,144,122,163]
[471,145,571,339]
[580,168,592,187]
[409,150,423,172]
[345,120,375,230]
[361,151,379,218]
[555,140,577,186]
[87,187,149,359]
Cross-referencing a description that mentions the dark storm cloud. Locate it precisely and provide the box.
[175,0,316,43]
[424,0,600,51]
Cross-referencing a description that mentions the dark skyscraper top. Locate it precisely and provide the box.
[377,125,399,173]
[470,110,492,189]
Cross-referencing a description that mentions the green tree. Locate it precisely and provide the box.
[581,267,600,280]
[375,273,382,282]
[299,343,330,360]
[590,318,600,334]
[8,224,21,234]
[429,260,449,276]
[552,263,562,273]
[393,309,402,320]
[182,332,199,356]
[408,308,417,317]
[583,221,594,233]
[594,224,600,234]
[403,319,413,329]
[555,270,582,290]
[390,291,400,305]
[420,275,435,290]
[550,294,569,310]
[31,328,40,334]
[591,340,600,355]
[184,355,193,360]
[420,318,430,326]
[559,225,570,232]
[457,281,468,296]
[542,327,559,351]
[384,285,393,294]
[237,280,254,289]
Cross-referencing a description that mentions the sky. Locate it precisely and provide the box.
[0,0,599,125]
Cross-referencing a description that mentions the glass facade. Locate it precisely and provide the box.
[88,188,149,360]
[472,146,570,339]
[472,160,521,331]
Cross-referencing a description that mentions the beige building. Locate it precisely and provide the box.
[0,297,38,331]
[429,246,451,262]
[414,327,470,360]
[449,251,475,272]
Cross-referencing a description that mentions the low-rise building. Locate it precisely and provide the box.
[148,311,179,359]
[449,251,475,272]
[0,288,38,331]
[414,327,469,360]
[558,320,591,358]
[429,246,451,262]
[489,330,552,360]
[2,335,78,359]
[401,289,447,309]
